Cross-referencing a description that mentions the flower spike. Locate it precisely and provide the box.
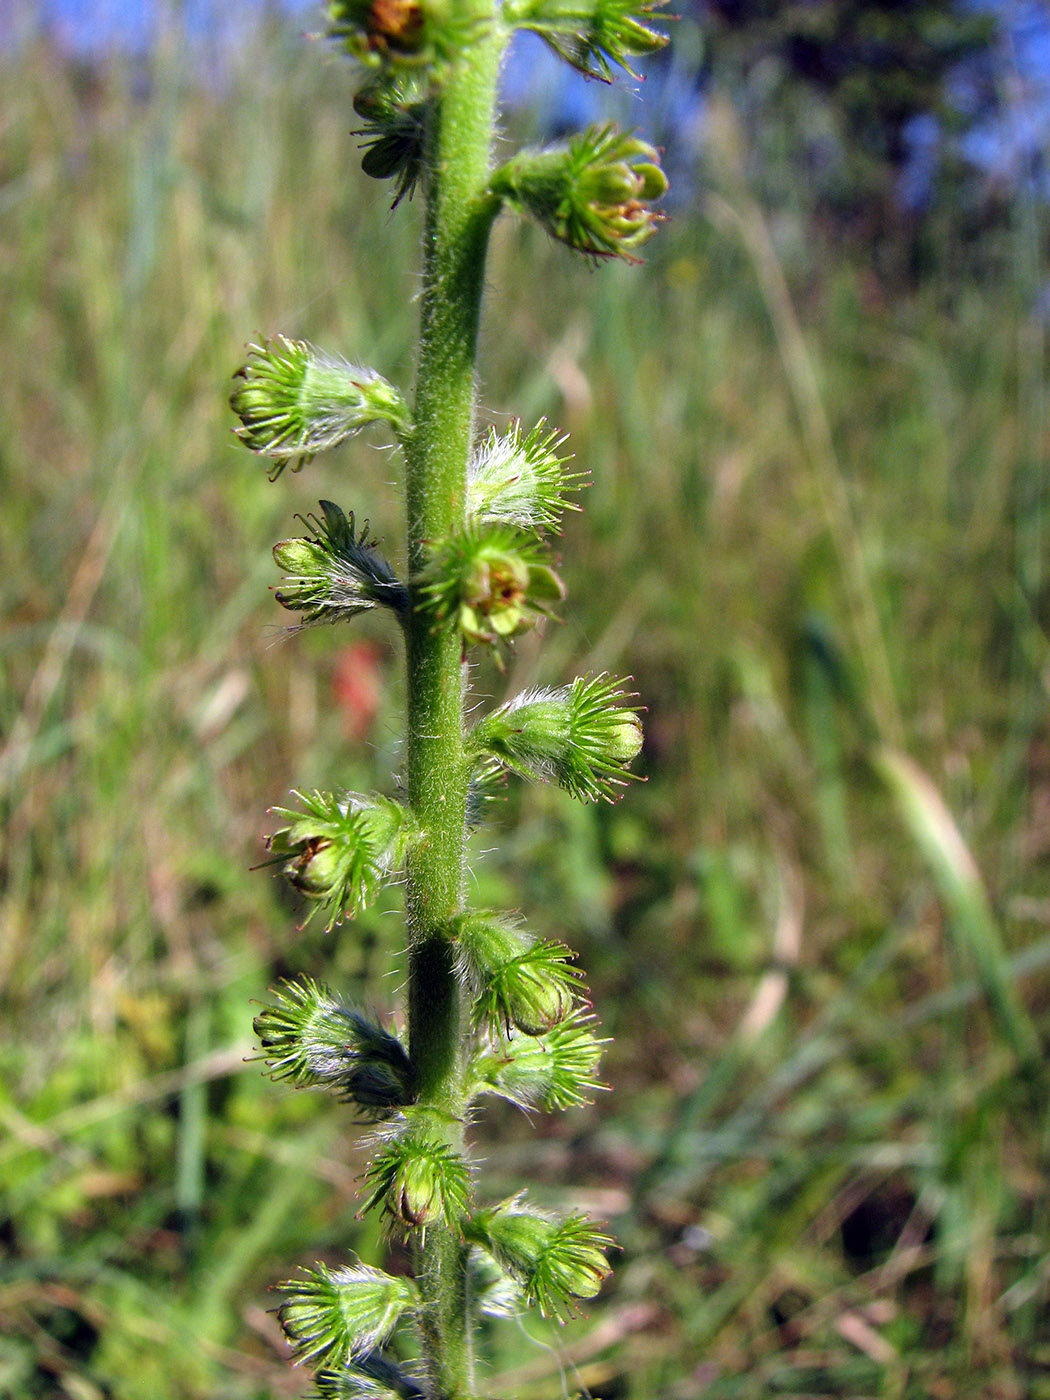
[230,337,408,477]
[491,124,667,261]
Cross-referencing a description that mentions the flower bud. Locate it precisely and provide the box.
[465,1201,614,1321]
[504,0,669,81]
[468,673,644,802]
[451,911,584,1036]
[326,0,481,72]
[353,73,428,207]
[278,1262,418,1369]
[471,1011,608,1112]
[420,525,566,649]
[230,337,408,477]
[266,790,415,929]
[272,501,407,625]
[490,124,667,262]
[253,977,414,1117]
[363,1114,471,1232]
[467,419,585,535]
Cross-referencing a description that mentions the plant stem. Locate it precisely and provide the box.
[403,14,504,1396]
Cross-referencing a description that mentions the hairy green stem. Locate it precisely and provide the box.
[402,14,504,1396]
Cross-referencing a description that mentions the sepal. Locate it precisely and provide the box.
[467,420,584,535]
[273,501,408,625]
[353,74,429,208]
[450,910,583,1035]
[253,977,414,1115]
[230,337,408,477]
[504,0,669,81]
[362,1109,472,1231]
[464,1199,614,1321]
[266,791,415,930]
[419,524,565,648]
[278,1261,418,1369]
[467,673,643,802]
[469,1011,607,1111]
[490,125,667,261]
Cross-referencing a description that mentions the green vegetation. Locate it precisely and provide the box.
[2,15,1050,1400]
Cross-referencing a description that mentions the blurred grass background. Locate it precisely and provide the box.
[3,9,1050,1399]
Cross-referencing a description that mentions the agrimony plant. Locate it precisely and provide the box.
[233,3,666,1394]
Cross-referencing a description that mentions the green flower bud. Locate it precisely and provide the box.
[467,419,586,535]
[491,124,667,262]
[504,0,669,81]
[451,911,585,1036]
[420,525,566,649]
[470,1011,608,1112]
[326,0,482,72]
[465,1201,614,1321]
[272,501,408,625]
[230,337,408,478]
[266,790,415,930]
[253,977,414,1116]
[313,1355,419,1400]
[353,73,429,208]
[279,1262,418,1368]
[363,1113,472,1232]
[468,673,644,802]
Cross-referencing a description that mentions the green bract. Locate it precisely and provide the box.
[491,124,668,261]
[230,337,409,477]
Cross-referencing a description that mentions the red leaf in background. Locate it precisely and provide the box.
[332,640,383,743]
